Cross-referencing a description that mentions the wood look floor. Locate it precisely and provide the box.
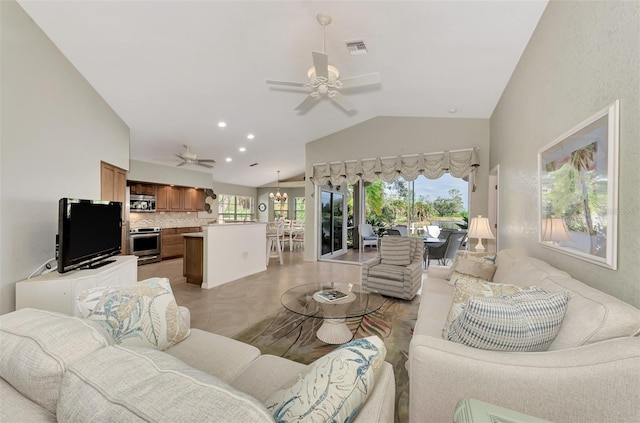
[138,248,381,338]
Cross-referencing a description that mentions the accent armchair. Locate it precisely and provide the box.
[362,236,423,300]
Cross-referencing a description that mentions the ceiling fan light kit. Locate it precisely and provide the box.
[266,13,381,113]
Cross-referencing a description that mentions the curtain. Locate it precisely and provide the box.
[311,148,480,190]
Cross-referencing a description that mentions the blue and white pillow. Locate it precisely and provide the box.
[448,290,569,352]
[263,336,386,423]
[76,278,190,351]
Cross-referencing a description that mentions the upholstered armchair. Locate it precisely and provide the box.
[361,236,423,300]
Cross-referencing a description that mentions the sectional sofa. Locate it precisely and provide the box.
[0,307,396,422]
[409,248,640,423]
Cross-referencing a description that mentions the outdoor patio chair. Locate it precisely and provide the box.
[359,224,379,251]
[425,230,466,267]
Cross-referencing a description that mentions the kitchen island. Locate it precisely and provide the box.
[193,223,267,289]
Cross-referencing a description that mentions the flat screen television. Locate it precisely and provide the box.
[57,198,122,273]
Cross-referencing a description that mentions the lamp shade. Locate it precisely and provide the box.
[542,218,571,242]
[468,215,495,240]
[467,215,494,252]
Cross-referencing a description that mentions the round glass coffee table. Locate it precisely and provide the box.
[281,282,384,344]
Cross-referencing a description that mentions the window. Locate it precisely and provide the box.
[218,195,254,221]
[294,197,305,221]
[273,198,288,220]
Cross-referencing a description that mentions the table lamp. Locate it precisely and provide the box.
[541,217,571,244]
[468,215,495,252]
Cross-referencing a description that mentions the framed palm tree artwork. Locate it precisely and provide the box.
[538,100,619,269]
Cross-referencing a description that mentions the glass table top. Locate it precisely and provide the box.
[281,282,384,319]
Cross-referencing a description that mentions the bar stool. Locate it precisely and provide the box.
[266,221,283,265]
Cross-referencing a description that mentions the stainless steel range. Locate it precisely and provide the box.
[129,227,162,265]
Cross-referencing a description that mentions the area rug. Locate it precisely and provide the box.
[232,296,420,423]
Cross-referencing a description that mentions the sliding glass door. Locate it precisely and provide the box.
[320,188,345,258]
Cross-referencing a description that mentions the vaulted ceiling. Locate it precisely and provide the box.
[18,0,548,187]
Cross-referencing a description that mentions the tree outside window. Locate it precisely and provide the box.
[294,197,305,221]
[218,195,254,221]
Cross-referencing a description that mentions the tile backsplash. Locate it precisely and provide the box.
[130,211,216,229]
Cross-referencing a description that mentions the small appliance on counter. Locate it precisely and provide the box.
[128,227,162,265]
[129,194,156,213]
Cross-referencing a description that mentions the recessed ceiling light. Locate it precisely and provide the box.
[218,121,227,128]
[225,157,232,162]
[449,108,457,114]
[239,147,246,152]
[247,134,255,140]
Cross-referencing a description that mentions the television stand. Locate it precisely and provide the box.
[15,256,138,316]
[85,259,116,270]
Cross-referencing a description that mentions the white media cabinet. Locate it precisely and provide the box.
[15,255,138,316]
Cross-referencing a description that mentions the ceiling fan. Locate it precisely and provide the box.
[266,13,381,113]
[175,145,216,168]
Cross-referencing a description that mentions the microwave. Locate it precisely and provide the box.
[130,194,156,213]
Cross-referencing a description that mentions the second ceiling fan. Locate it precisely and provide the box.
[267,13,381,113]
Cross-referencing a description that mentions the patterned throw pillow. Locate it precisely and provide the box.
[442,279,539,340]
[447,290,570,351]
[380,236,412,265]
[76,278,190,351]
[263,336,386,423]
[447,251,497,282]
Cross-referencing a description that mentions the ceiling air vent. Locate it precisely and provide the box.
[345,40,368,55]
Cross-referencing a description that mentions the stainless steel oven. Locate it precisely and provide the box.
[129,228,162,265]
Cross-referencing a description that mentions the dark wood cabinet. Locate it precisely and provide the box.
[131,182,206,213]
[128,182,155,196]
[168,186,182,211]
[183,235,203,285]
[156,185,182,212]
[161,227,202,260]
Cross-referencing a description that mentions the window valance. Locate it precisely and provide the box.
[311,148,480,188]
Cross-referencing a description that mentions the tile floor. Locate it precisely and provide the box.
[138,249,379,338]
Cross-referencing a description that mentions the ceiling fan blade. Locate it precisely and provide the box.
[175,154,186,160]
[339,72,382,89]
[295,94,319,111]
[266,80,307,87]
[196,162,214,168]
[329,92,355,112]
[197,159,216,163]
[176,162,186,167]
[312,51,328,80]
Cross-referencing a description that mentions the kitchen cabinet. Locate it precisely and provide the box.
[157,186,204,212]
[182,188,205,212]
[156,185,183,212]
[100,161,127,253]
[128,182,155,196]
[161,227,202,259]
[183,234,203,285]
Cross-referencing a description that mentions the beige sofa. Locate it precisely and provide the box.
[409,249,640,423]
[0,308,396,422]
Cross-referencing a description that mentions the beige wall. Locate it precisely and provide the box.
[0,0,131,314]
[128,160,213,189]
[305,116,490,261]
[490,0,639,307]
